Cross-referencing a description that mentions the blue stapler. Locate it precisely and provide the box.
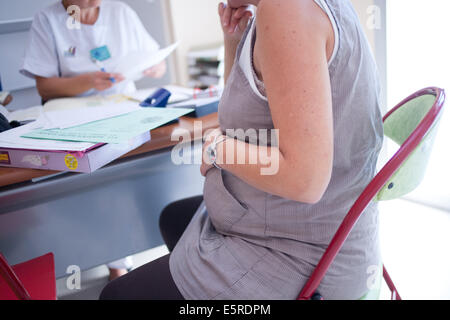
[140,88,172,108]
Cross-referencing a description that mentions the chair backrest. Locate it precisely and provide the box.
[298,87,446,300]
[376,89,445,200]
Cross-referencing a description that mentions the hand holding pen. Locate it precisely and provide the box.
[92,58,124,84]
[82,71,124,92]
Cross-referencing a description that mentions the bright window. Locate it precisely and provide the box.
[387,0,450,210]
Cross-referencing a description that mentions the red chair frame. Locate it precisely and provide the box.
[298,87,446,300]
[0,253,32,300]
[0,252,56,300]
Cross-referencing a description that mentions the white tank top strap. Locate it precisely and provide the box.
[239,18,267,101]
[314,0,340,64]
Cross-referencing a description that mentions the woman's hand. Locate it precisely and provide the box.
[143,61,167,79]
[201,128,225,177]
[82,71,125,91]
[219,2,253,43]
[220,2,253,83]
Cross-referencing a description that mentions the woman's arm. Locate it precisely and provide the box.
[223,40,239,85]
[203,0,334,204]
[36,72,124,101]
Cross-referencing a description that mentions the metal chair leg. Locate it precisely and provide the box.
[383,265,402,300]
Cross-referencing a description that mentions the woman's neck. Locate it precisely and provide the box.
[62,1,100,25]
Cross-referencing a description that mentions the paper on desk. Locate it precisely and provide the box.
[169,96,221,109]
[23,107,193,144]
[128,85,193,105]
[0,105,43,122]
[0,120,96,152]
[113,42,178,82]
[167,87,223,109]
[0,106,9,120]
[44,94,137,112]
[40,100,141,129]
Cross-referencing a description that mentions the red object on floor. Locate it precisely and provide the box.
[0,253,56,300]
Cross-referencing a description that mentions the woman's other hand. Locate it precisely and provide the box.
[143,61,167,79]
[219,2,253,43]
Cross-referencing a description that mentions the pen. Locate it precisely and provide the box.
[101,67,115,83]
[93,59,115,83]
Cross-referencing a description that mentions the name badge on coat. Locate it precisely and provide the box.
[90,46,111,62]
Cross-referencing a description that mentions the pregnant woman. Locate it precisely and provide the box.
[101,0,383,300]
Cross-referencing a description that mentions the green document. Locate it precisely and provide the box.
[22,107,193,144]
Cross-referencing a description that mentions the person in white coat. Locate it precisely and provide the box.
[21,0,166,102]
[21,0,167,280]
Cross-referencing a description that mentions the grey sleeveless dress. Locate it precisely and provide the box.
[170,0,384,300]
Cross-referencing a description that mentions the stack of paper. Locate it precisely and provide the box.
[22,106,192,144]
[44,94,135,111]
[0,119,96,151]
[0,90,193,173]
[40,98,141,129]
[0,105,43,123]
[0,41,185,173]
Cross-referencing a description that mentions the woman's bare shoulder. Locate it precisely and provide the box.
[256,0,332,36]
